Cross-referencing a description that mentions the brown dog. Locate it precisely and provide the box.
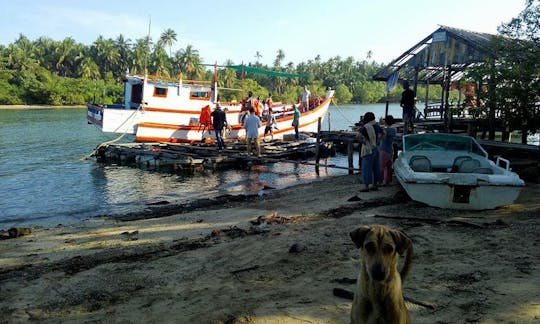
[350,225,413,324]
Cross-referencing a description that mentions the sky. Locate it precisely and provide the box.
[0,0,526,66]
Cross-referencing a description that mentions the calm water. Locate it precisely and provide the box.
[0,103,403,228]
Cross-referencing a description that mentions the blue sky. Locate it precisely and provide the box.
[0,0,525,65]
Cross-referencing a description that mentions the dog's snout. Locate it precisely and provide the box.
[370,264,386,281]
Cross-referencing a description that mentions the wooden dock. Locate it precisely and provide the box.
[93,138,339,174]
[93,124,539,181]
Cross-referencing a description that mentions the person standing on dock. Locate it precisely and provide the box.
[264,107,277,142]
[400,81,416,134]
[211,103,227,151]
[243,107,262,157]
[292,104,301,141]
[359,112,383,192]
[301,85,311,112]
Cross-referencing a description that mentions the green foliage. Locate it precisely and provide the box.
[334,84,353,104]
[465,0,540,143]
[0,14,537,116]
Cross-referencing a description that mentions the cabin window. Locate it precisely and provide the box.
[154,87,168,97]
[190,91,210,100]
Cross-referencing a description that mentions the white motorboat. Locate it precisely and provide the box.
[394,133,525,210]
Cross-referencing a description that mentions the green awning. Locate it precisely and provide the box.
[227,65,304,79]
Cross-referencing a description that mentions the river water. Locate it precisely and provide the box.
[0,103,403,228]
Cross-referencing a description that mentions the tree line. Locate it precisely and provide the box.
[0,27,446,106]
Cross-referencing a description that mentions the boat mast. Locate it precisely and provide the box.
[211,62,218,103]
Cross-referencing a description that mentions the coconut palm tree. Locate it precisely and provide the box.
[55,37,84,77]
[222,59,237,88]
[131,36,152,74]
[150,44,171,76]
[274,49,285,68]
[80,57,100,80]
[175,45,203,79]
[160,28,177,58]
[254,51,262,64]
[115,34,132,75]
[91,36,120,79]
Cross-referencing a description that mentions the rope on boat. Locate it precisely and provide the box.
[330,99,356,126]
[81,105,143,161]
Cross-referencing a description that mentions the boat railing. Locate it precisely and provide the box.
[146,74,212,86]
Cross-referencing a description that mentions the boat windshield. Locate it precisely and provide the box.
[403,134,487,157]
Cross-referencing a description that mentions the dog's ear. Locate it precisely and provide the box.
[390,229,412,255]
[350,226,372,249]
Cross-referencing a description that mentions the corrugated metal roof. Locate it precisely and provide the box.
[373,26,497,85]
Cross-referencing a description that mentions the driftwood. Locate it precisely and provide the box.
[230,265,260,275]
[332,287,436,310]
[374,214,485,229]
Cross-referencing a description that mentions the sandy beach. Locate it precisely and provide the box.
[1,175,539,323]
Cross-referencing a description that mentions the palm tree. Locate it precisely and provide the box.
[80,57,100,80]
[160,28,177,58]
[131,36,152,74]
[150,44,171,76]
[115,34,132,75]
[55,37,84,77]
[32,36,55,71]
[274,49,285,68]
[175,45,203,79]
[254,51,262,64]
[366,50,373,60]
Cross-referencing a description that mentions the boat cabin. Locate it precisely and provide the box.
[123,75,214,110]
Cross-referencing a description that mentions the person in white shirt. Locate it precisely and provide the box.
[243,107,262,156]
[301,85,311,112]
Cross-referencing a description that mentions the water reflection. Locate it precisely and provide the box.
[87,157,349,220]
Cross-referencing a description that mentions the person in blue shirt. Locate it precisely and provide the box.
[379,115,397,186]
[243,107,262,157]
[292,104,300,140]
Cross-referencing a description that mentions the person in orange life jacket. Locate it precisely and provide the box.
[254,96,261,116]
[266,93,273,109]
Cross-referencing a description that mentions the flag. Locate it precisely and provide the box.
[386,71,399,92]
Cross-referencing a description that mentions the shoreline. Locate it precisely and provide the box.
[1,175,539,323]
[0,105,86,110]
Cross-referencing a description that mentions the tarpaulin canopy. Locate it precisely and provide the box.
[226,65,305,79]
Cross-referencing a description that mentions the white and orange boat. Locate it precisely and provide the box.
[87,73,334,143]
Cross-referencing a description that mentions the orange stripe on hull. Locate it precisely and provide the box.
[143,107,243,114]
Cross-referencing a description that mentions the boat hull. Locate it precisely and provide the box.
[134,97,331,143]
[86,73,335,143]
[394,133,525,210]
[395,175,523,210]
